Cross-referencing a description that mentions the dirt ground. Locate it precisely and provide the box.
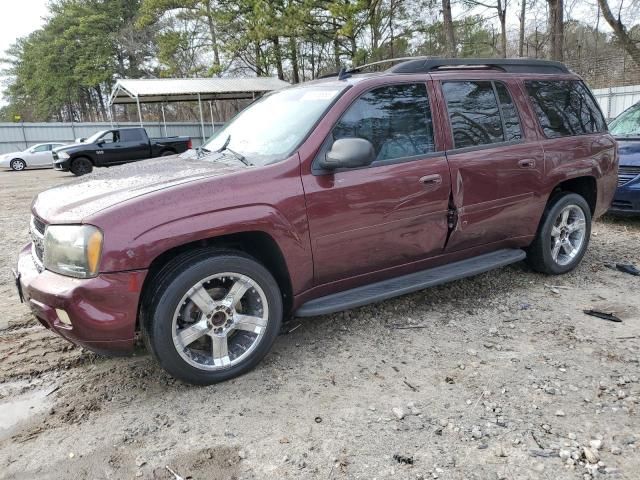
[0,168,639,480]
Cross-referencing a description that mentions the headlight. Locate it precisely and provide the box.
[43,225,103,278]
[57,151,69,160]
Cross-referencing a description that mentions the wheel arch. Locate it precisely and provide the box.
[71,154,95,165]
[137,230,294,329]
[548,175,597,214]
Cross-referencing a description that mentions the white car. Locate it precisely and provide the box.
[0,143,67,171]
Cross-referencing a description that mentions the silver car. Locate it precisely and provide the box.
[0,143,66,171]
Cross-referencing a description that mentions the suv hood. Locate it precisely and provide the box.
[33,155,246,223]
[616,137,640,167]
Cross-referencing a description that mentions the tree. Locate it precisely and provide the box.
[547,0,563,60]
[442,0,456,57]
[597,0,640,66]
[518,0,527,57]
[464,0,508,57]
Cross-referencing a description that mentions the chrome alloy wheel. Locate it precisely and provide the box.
[550,205,587,266]
[171,273,269,371]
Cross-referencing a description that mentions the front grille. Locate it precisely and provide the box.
[30,215,45,272]
[611,200,633,210]
[32,215,45,235]
[52,151,59,161]
[618,166,640,186]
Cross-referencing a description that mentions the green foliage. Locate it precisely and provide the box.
[3,0,154,121]
[6,0,630,121]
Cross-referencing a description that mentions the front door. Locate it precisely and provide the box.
[302,82,452,285]
[438,78,546,252]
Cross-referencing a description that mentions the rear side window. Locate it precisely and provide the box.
[120,129,145,142]
[495,83,522,141]
[525,80,606,138]
[443,81,522,149]
[332,83,435,162]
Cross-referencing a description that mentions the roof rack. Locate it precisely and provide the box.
[319,57,570,81]
[388,57,570,74]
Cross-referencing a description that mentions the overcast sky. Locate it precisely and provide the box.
[0,0,49,105]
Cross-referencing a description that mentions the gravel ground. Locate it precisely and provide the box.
[0,168,639,480]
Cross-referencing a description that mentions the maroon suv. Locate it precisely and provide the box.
[15,58,617,384]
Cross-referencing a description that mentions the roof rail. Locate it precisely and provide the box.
[317,57,570,80]
[388,57,570,74]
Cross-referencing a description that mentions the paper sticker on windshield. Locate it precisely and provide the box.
[301,90,338,101]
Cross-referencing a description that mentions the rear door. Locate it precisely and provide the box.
[117,129,151,161]
[301,81,452,285]
[437,78,546,251]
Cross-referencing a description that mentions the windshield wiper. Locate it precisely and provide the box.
[216,135,252,166]
[195,146,210,158]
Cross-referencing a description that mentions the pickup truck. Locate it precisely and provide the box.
[52,127,192,175]
[16,58,617,385]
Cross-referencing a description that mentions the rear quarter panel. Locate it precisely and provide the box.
[513,76,618,218]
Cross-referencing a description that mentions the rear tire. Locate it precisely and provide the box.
[527,192,591,275]
[142,249,283,385]
[70,157,93,176]
[160,150,175,157]
[10,159,26,171]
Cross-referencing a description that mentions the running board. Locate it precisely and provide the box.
[295,249,526,317]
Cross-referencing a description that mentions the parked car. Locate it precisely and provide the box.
[14,58,617,385]
[52,127,192,176]
[0,143,66,171]
[608,101,640,215]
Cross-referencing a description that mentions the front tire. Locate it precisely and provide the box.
[70,157,93,176]
[527,192,591,275]
[142,249,283,385]
[10,159,26,171]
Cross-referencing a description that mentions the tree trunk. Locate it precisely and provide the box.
[272,37,285,80]
[95,85,107,122]
[204,0,221,70]
[597,0,640,66]
[442,0,456,57]
[290,37,300,83]
[332,18,341,69]
[255,42,263,76]
[518,0,526,57]
[498,0,507,58]
[547,0,564,61]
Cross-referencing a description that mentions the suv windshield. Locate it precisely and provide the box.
[609,103,640,137]
[201,84,346,166]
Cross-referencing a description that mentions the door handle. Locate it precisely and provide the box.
[518,159,536,168]
[419,174,442,186]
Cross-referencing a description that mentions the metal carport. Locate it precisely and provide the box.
[108,77,290,141]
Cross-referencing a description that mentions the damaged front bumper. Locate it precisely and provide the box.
[15,243,147,355]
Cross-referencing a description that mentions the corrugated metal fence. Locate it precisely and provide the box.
[592,85,640,119]
[0,122,223,155]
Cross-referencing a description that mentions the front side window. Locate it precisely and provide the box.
[202,84,347,166]
[609,102,640,137]
[331,83,435,162]
[31,144,49,153]
[100,131,118,144]
[525,80,606,138]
